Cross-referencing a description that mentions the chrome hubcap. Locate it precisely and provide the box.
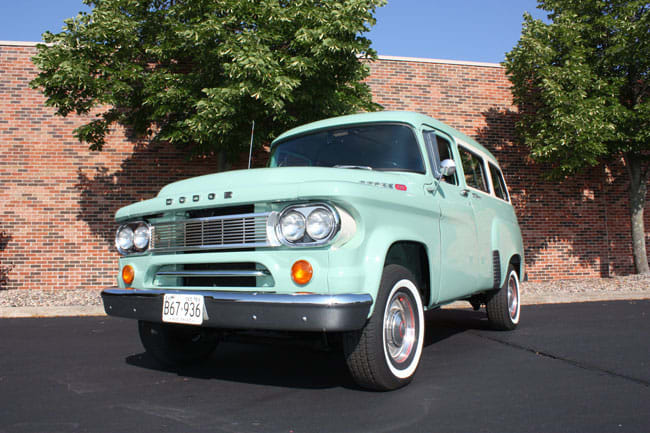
[390,311,405,347]
[384,292,416,363]
[507,274,519,320]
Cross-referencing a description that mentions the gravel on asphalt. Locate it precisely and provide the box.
[0,274,648,308]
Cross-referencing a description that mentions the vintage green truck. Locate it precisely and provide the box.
[102,111,525,390]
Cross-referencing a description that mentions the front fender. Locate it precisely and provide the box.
[327,203,440,317]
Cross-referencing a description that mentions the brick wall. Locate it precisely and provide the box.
[0,44,648,290]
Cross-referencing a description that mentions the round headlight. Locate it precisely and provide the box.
[116,226,134,253]
[306,208,335,240]
[133,224,150,250]
[280,211,306,242]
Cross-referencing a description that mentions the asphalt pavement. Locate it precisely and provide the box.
[0,300,648,433]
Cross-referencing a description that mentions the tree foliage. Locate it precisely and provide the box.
[31,0,385,157]
[505,0,649,174]
[505,0,649,273]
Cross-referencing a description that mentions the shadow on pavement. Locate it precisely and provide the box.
[124,308,487,390]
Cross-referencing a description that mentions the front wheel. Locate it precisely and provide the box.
[138,321,219,367]
[486,265,521,330]
[343,264,425,391]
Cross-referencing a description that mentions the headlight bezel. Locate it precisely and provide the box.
[115,221,151,255]
[275,203,340,247]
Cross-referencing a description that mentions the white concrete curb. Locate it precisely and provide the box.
[0,305,106,318]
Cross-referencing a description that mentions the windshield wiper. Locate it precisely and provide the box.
[333,165,373,170]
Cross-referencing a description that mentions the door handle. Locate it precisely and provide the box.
[460,189,470,197]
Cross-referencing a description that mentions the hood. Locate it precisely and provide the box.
[116,167,425,221]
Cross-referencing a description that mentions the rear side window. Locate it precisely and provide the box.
[489,163,509,201]
[459,147,488,192]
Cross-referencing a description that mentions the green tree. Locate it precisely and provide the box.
[31,0,384,158]
[505,0,649,274]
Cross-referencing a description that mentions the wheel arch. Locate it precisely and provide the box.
[491,217,525,288]
[383,241,431,308]
[509,254,522,279]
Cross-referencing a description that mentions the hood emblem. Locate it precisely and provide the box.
[360,181,407,191]
[165,191,233,205]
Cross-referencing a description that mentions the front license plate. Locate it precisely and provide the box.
[162,294,204,325]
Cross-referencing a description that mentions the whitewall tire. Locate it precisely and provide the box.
[486,265,521,330]
[344,264,425,390]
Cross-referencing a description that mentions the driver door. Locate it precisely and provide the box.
[423,129,479,303]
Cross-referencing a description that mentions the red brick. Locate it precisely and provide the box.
[0,46,648,289]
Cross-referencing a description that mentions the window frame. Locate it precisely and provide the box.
[422,127,459,185]
[488,162,511,203]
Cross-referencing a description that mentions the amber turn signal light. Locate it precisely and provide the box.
[291,260,313,285]
[122,265,135,285]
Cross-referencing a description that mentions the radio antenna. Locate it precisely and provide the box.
[247,120,255,169]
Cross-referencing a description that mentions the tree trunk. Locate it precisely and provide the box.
[625,154,649,274]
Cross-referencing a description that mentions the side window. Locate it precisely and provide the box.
[459,147,489,193]
[489,163,509,201]
[422,130,458,185]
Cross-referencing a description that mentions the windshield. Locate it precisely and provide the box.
[269,123,425,173]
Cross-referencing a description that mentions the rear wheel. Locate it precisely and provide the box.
[138,321,219,367]
[343,264,425,391]
[486,265,521,330]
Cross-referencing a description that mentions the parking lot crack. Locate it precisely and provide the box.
[469,331,650,388]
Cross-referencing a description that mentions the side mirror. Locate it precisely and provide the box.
[439,159,456,178]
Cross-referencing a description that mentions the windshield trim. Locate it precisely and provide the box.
[269,121,426,175]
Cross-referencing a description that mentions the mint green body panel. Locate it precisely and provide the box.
[490,205,526,287]
[114,111,524,318]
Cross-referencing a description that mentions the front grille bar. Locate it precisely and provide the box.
[156,270,270,278]
[150,212,270,253]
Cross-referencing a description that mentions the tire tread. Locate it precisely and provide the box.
[343,264,423,391]
[486,265,519,331]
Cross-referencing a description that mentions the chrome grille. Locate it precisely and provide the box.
[150,212,270,252]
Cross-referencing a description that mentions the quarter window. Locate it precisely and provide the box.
[423,130,458,185]
[489,163,509,201]
[436,135,458,185]
[459,147,488,193]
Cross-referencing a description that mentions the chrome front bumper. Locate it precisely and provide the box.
[101,288,372,332]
